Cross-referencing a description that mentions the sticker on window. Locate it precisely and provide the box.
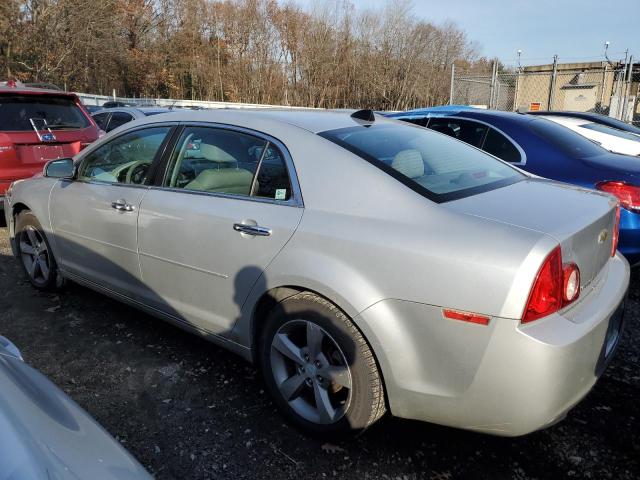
[275,189,287,200]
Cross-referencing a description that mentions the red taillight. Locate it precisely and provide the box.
[596,181,640,212]
[611,205,621,257]
[443,309,490,325]
[522,246,581,323]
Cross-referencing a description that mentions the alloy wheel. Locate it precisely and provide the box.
[270,320,352,425]
[19,226,51,286]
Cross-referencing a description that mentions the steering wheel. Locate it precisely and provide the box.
[125,160,151,185]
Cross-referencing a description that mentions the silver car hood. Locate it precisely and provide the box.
[445,178,618,288]
[0,341,151,480]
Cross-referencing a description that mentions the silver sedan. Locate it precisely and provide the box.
[0,336,151,479]
[3,109,629,437]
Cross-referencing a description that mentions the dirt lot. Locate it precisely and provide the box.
[1,224,639,480]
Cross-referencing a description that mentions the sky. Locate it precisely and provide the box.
[294,0,639,67]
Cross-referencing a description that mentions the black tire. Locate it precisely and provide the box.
[15,210,62,290]
[260,291,386,436]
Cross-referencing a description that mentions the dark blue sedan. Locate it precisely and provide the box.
[386,108,640,265]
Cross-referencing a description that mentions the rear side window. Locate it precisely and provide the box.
[320,123,523,202]
[0,94,91,131]
[165,126,292,200]
[427,118,488,147]
[482,128,522,163]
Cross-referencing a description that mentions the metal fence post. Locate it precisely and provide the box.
[489,60,498,109]
[449,63,455,105]
[547,54,558,110]
[621,56,634,121]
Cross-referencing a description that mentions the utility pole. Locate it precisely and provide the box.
[449,63,455,105]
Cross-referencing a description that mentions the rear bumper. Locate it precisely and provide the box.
[356,253,630,436]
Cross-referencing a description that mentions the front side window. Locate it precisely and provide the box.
[320,123,523,202]
[0,94,91,132]
[78,126,170,184]
[106,112,134,132]
[92,112,110,130]
[165,127,292,200]
[482,128,522,163]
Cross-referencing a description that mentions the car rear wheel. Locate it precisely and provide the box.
[260,292,386,436]
[15,211,61,290]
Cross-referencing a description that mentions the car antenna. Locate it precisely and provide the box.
[351,109,375,122]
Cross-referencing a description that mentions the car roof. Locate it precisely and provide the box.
[0,85,77,97]
[134,108,396,133]
[538,115,589,126]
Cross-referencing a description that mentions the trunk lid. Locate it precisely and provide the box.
[444,178,618,289]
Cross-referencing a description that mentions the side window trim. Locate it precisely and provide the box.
[74,123,177,188]
[151,122,303,208]
[428,115,527,166]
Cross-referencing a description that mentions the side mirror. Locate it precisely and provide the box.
[44,157,75,179]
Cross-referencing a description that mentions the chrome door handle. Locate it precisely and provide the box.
[111,199,136,212]
[233,223,272,236]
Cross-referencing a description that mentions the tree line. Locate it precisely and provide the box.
[0,0,491,110]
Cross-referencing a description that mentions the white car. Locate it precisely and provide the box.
[540,115,640,156]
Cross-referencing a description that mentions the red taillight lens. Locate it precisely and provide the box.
[522,246,563,323]
[596,181,640,212]
[522,247,581,323]
[611,205,621,257]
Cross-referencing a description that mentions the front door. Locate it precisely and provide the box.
[137,125,304,335]
[50,125,173,298]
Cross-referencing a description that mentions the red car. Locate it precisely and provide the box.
[0,82,100,208]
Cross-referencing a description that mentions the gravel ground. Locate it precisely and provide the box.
[1,224,639,479]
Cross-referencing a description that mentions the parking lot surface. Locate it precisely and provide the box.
[1,225,638,479]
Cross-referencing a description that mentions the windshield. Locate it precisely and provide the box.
[579,122,640,142]
[320,123,524,202]
[0,94,90,131]
[530,118,605,158]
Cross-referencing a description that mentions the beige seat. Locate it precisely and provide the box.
[185,168,254,195]
[391,149,424,179]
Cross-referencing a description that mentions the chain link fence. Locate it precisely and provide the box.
[451,61,639,126]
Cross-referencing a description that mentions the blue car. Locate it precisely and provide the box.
[385,108,640,265]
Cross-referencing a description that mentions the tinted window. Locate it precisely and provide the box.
[165,127,292,200]
[106,112,134,132]
[427,118,488,147]
[0,94,90,131]
[530,119,605,158]
[79,127,170,184]
[482,128,522,163]
[320,123,523,202]
[92,112,110,130]
[579,122,640,142]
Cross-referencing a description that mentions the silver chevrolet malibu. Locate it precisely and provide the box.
[3,109,629,437]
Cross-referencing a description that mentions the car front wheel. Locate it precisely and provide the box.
[260,292,386,436]
[15,211,61,290]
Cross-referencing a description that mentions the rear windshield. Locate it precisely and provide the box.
[530,118,605,158]
[0,94,90,131]
[579,122,640,142]
[320,123,523,203]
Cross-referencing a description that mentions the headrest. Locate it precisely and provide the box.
[391,149,425,179]
[185,168,253,195]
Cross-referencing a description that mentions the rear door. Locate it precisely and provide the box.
[50,124,174,298]
[137,125,304,335]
